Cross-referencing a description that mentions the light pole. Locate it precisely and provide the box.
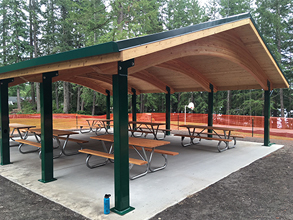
[184,102,194,124]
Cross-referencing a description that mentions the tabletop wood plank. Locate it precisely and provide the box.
[85,119,113,122]
[9,123,36,129]
[90,134,170,148]
[29,128,78,136]
[179,124,239,131]
[129,121,165,126]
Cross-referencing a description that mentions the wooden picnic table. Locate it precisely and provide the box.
[85,134,175,180]
[28,128,79,157]
[81,118,113,134]
[177,125,240,152]
[9,123,36,140]
[128,121,166,140]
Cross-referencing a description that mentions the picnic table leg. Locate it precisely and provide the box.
[51,137,63,158]
[152,125,159,140]
[59,135,82,156]
[148,148,168,172]
[18,143,40,154]
[226,131,236,149]
[217,130,229,152]
[129,146,148,180]
[9,128,16,141]
[87,120,93,132]
[85,154,108,168]
[189,127,200,145]
[22,129,30,140]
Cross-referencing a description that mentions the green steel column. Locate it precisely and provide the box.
[39,71,58,183]
[166,86,171,135]
[131,88,137,130]
[111,59,135,215]
[264,81,271,146]
[106,90,110,129]
[0,78,14,165]
[208,84,214,138]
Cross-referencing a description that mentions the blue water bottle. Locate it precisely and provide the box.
[104,194,111,214]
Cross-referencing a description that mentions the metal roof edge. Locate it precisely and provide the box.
[249,14,290,86]
[0,41,119,74]
[116,12,251,51]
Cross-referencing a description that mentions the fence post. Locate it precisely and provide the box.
[252,117,254,137]
[178,113,179,130]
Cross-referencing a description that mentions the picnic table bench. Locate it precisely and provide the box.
[175,125,240,152]
[15,128,88,158]
[14,139,62,159]
[197,132,244,148]
[79,134,177,180]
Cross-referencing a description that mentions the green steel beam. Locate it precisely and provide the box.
[208,84,214,137]
[264,81,271,146]
[111,59,135,215]
[39,71,58,183]
[0,78,14,165]
[165,86,171,135]
[106,90,111,129]
[131,88,137,130]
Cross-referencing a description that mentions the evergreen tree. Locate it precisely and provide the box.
[254,0,292,117]
[107,0,163,41]
[163,0,207,30]
[219,0,251,17]
[5,0,30,64]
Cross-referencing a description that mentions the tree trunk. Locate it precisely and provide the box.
[2,2,7,64]
[36,83,40,112]
[276,3,284,117]
[55,82,59,110]
[63,81,69,113]
[249,90,252,116]
[31,82,35,109]
[92,91,96,116]
[81,98,84,111]
[76,85,81,112]
[226,90,231,115]
[280,88,284,117]
[117,3,124,34]
[17,86,21,111]
[140,94,144,113]
[177,93,181,112]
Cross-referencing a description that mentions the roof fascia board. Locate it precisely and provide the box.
[116,13,251,51]
[120,18,251,61]
[0,42,119,75]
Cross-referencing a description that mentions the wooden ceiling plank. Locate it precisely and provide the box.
[157,60,217,92]
[210,34,271,90]
[66,77,111,96]
[93,32,278,91]
[130,70,175,94]
[89,67,142,95]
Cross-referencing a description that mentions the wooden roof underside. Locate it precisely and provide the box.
[3,17,289,96]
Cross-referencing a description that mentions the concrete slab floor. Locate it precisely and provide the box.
[0,131,283,220]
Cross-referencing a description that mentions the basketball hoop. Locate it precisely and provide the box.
[188,102,194,110]
[185,102,195,124]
